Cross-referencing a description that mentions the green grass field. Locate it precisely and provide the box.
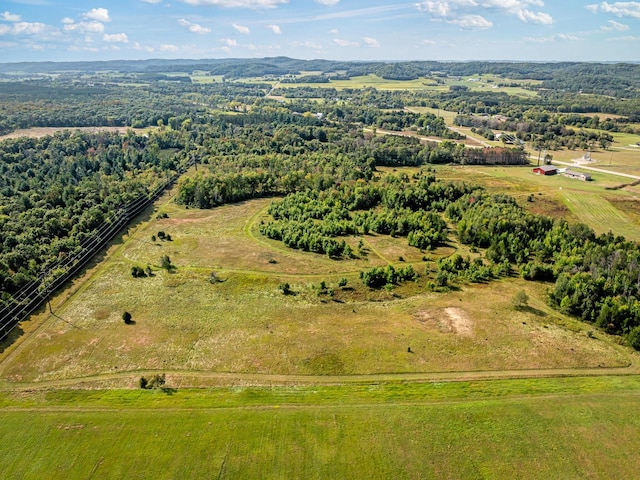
[2,377,640,479]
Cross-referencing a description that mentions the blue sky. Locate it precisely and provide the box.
[0,0,639,63]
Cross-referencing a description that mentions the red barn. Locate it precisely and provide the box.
[532,165,558,175]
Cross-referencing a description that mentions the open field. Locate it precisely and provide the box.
[2,163,640,477]
[429,165,640,241]
[2,377,640,479]
[265,74,541,97]
[0,177,636,386]
[0,126,152,141]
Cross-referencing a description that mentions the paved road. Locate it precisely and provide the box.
[552,160,640,180]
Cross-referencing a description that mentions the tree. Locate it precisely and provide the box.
[160,255,172,270]
[512,290,529,309]
[122,311,132,324]
[627,326,640,351]
[279,282,291,295]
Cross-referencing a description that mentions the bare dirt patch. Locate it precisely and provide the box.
[415,307,473,336]
[0,126,148,141]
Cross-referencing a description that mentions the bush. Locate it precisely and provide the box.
[279,282,291,295]
[131,266,146,278]
[627,326,640,350]
[122,311,132,324]
[160,255,172,269]
[512,290,529,308]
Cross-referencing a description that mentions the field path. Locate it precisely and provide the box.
[1,362,638,391]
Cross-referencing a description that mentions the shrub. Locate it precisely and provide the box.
[160,255,172,269]
[279,282,291,295]
[131,266,146,278]
[512,290,529,308]
[122,311,132,324]
[627,326,640,350]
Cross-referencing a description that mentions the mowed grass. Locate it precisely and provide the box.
[561,191,640,240]
[430,164,640,239]
[1,190,634,384]
[2,377,640,479]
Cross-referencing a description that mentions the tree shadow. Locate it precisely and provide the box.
[516,305,547,317]
[0,325,24,354]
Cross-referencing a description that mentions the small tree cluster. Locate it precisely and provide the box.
[157,231,172,241]
[360,264,417,289]
[139,373,166,390]
[160,255,172,270]
[131,266,146,278]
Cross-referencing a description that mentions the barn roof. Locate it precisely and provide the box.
[534,165,558,172]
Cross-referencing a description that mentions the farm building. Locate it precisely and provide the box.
[532,165,558,175]
[564,169,592,181]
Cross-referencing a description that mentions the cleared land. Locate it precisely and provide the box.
[0,126,151,141]
[0,179,636,386]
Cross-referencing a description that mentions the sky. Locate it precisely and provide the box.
[0,0,639,63]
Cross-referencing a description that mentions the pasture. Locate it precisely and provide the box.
[2,377,640,479]
[1,180,635,385]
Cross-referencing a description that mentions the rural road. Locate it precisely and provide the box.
[552,159,640,181]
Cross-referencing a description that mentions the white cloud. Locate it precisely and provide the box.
[450,14,493,28]
[12,22,48,35]
[292,40,323,49]
[415,0,552,24]
[133,41,155,52]
[420,39,437,45]
[602,19,629,30]
[180,0,288,8]
[160,43,179,51]
[61,17,74,24]
[63,21,105,34]
[516,8,552,24]
[0,25,10,35]
[525,33,580,43]
[141,0,163,3]
[1,11,22,22]
[415,1,453,17]
[587,2,640,18]
[82,8,111,23]
[328,28,339,34]
[103,33,129,43]
[178,18,211,34]
[333,38,358,46]
[362,36,380,47]
[316,0,340,5]
[233,23,250,34]
[221,37,237,45]
[556,33,579,40]
[266,24,281,34]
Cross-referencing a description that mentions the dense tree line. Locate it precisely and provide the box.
[259,173,475,258]
[444,192,640,344]
[0,130,184,306]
